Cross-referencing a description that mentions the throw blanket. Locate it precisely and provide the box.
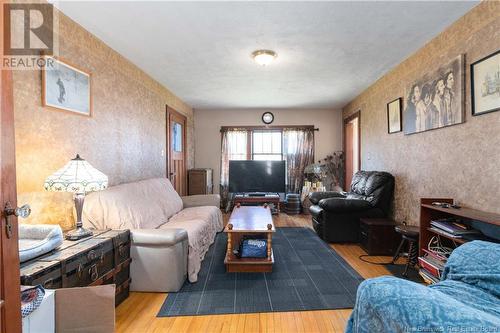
[346,241,500,333]
[160,206,223,282]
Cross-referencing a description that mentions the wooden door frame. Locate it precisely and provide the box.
[0,7,22,329]
[343,111,361,190]
[166,105,187,195]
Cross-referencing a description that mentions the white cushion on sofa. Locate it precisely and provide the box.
[162,206,223,282]
[169,206,221,225]
[83,178,183,230]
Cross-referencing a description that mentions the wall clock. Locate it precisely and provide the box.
[262,112,274,124]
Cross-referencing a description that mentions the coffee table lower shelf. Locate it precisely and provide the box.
[224,251,274,273]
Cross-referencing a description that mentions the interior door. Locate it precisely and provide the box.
[344,112,360,190]
[167,106,187,196]
[0,16,22,331]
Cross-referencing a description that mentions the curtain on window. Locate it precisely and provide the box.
[283,128,315,193]
[220,129,248,208]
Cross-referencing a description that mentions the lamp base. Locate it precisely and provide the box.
[65,226,93,241]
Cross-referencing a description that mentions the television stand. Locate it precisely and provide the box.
[233,193,281,214]
[247,192,267,197]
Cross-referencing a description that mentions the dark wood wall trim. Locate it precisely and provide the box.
[343,111,361,189]
[343,111,361,125]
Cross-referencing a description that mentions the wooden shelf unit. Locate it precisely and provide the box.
[426,227,467,245]
[419,198,500,256]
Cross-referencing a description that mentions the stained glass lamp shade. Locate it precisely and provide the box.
[44,154,108,240]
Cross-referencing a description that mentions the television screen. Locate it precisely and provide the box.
[229,160,286,193]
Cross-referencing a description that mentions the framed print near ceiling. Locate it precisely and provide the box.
[387,97,402,134]
[403,55,464,135]
[42,56,92,116]
[471,49,500,116]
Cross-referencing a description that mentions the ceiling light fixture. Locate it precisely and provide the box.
[251,49,277,66]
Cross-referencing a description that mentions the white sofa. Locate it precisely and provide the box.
[82,178,223,292]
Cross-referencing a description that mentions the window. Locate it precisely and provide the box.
[252,130,282,160]
[222,128,292,161]
[226,130,248,160]
[172,122,183,152]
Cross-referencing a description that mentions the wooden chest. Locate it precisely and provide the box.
[20,229,131,306]
[359,218,400,256]
[188,168,213,195]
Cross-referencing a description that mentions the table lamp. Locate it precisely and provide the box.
[44,154,108,240]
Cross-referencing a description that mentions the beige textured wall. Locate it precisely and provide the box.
[14,10,194,230]
[194,108,343,193]
[342,2,500,225]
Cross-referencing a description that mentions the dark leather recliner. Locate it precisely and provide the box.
[309,171,394,243]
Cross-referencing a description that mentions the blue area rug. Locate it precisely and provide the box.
[158,227,364,317]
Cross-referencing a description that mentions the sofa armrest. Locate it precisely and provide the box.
[319,198,372,213]
[309,205,324,219]
[130,229,188,247]
[309,191,346,204]
[181,194,220,208]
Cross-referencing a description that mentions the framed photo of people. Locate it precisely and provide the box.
[403,55,464,135]
[387,97,402,134]
[471,49,500,116]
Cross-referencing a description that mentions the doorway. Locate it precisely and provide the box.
[166,106,187,196]
[344,111,360,190]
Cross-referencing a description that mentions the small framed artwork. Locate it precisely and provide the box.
[387,97,402,134]
[42,56,92,116]
[471,49,500,116]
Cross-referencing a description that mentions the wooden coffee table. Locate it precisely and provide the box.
[224,205,275,272]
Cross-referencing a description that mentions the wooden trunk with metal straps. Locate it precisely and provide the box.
[20,229,131,306]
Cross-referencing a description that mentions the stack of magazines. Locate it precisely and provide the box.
[429,218,481,239]
[418,249,447,284]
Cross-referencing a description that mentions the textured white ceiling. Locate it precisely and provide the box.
[54,1,477,109]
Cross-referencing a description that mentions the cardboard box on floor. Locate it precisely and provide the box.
[55,284,115,333]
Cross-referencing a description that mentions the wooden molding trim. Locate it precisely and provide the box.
[343,111,361,190]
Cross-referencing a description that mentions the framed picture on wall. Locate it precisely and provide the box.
[42,56,92,116]
[387,97,402,134]
[403,55,464,135]
[471,49,500,116]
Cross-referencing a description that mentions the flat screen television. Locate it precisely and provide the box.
[229,160,286,193]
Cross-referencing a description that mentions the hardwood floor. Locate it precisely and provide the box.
[116,213,397,333]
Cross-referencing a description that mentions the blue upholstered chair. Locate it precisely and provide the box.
[346,240,500,333]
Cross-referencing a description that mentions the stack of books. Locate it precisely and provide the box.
[418,249,447,284]
[429,218,481,239]
[419,218,483,284]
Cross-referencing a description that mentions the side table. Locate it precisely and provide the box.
[20,229,131,306]
[359,218,400,255]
